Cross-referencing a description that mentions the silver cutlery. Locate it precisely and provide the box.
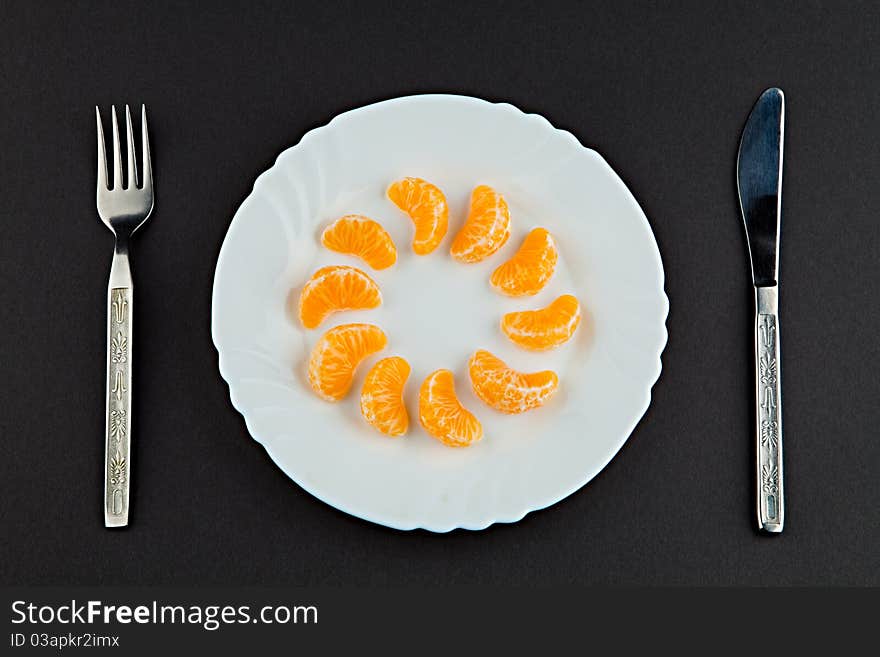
[736,88,785,533]
[96,105,154,527]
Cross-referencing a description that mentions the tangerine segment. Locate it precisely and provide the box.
[468,350,558,414]
[450,185,511,263]
[490,227,558,296]
[501,294,582,351]
[298,265,382,330]
[360,356,411,437]
[307,324,387,401]
[418,369,483,447]
[321,215,398,270]
[386,177,449,255]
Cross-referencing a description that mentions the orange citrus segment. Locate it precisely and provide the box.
[307,323,387,401]
[418,369,483,447]
[360,356,411,437]
[450,185,511,263]
[501,294,581,351]
[386,177,449,255]
[298,265,382,329]
[468,349,558,414]
[320,215,398,270]
[490,227,558,296]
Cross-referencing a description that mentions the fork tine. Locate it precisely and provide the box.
[124,105,138,189]
[96,107,108,191]
[140,105,152,191]
[111,105,123,190]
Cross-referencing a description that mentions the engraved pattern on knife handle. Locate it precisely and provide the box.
[756,300,783,532]
[105,287,131,526]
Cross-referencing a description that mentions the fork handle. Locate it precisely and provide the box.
[104,247,133,527]
[755,285,783,533]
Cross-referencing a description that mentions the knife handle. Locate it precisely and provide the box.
[755,285,783,533]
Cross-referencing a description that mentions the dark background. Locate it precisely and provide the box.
[1,0,877,586]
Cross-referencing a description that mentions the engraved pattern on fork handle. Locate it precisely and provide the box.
[755,286,783,533]
[105,286,131,527]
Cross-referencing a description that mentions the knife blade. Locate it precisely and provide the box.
[736,88,785,533]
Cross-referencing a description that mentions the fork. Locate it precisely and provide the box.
[96,105,153,527]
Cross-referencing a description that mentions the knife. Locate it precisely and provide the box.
[736,88,785,533]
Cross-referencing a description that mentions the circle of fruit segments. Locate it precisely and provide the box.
[450,185,511,263]
[320,215,398,270]
[490,227,558,296]
[360,356,411,437]
[386,177,449,255]
[298,265,382,329]
[418,369,484,447]
[501,294,582,351]
[308,323,387,401]
[468,349,558,414]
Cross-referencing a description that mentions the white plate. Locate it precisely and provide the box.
[212,95,668,532]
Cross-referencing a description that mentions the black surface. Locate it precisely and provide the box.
[1,1,878,586]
